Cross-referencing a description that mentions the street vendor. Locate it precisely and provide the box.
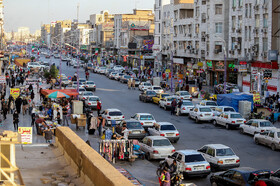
[35,115,48,135]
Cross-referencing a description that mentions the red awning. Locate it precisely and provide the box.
[41,89,78,96]
[251,61,279,69]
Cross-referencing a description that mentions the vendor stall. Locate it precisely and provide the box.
[71,114,86,130]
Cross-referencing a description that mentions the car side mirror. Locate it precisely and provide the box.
[168,155,172,158]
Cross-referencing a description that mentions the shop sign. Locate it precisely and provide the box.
[10,88,20,99]
[252,70,258,75]
[173,58,184,64]
[0,75,6,83]
[268,50,279,61]
[206,61,213,67]
[198,62,203,67]
[165,69,171,73]
[215,61,225,71]
[253,93,261,103]
[18,127,32,144]
[238,65,247,72]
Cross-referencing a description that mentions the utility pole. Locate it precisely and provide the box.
[170,51,174,93]
[76,3,80,98]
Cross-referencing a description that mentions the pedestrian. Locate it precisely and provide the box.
[22,97,28,115]
[89,114,98,135]
[56,108,61,125]
[97,115,105,136]
[31,112,36,127]
[171,98,177,115]
[161,168,171,186]
[121,125,129,140]
[62,106,69,126]
[31,91,35,100]
[2,100,8,120]
[176,99,183,116]
[10,100,14,114]
[97,100,102,116]
[15,97,22,114]
[13,110,19,131]
[44,126,53,144]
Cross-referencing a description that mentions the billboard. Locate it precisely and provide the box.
[143,40,154,51]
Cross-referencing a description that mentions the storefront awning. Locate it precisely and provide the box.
[251,61,279,69]
[41,89,79,96]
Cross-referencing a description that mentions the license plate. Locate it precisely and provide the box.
[205,114,211,116]
[133,131,141,134]
[236,120,243,123]
[166,133,174,136]
[193,166,204,171]
[225,159,235,163]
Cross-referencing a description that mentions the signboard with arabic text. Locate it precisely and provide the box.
[18,127,32,144]
[10,88,20,99]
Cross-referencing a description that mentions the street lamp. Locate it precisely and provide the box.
[215,36,227,94]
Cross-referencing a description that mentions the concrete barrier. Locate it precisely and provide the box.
[55,127,133,186]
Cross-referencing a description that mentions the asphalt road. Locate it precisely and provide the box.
[44,55,280,186]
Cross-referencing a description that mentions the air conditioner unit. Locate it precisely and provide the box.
[236,29,241,33]
[253,28,259,34]
[188,34,192,37]
[263,52,267,58]
[214,49,219,54]
[252,45,258,52]
[187,45,192,50]
[253,52,258,57]
[206,34,209,38]
[254,5,259,10]
[195,50,199,55]
[262,28,267,33]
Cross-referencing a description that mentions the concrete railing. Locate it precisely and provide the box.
[55,127,133,186]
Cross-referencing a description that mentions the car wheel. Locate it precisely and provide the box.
[240,128,244,134]
[139,97,142,101]
[146,153,151,161]
[144,98,147,103]
[254,138,259,145]
[226,124,230,130]
[213,120,217,126]
[195,117,199,123]
[211,181,218,186]
[271,144,276,151]
[164,106,167,110]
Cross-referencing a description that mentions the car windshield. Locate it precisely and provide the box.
[180,92,190,96]
[185,154,205,163]
[126,122,142,129]
[144,83,152,86]
[199,108,212,112]
[160,125,176,131]
[89,97,99,101]
[167,98,177,101]
[109,111,122,116]
[124,76,131,79]
[260,121,273,127]
[147,91,156,95]
[140,115,154,120]
[182,102,193,106]
[79,79,86,83]
[206,102,218,106]
[216,148,235,156]
[86,82,95,84]
[153,87,162,90]
[230,114,242,118]
[79,88,85,91]
[162,94,169,98]
[87,64,93,67]
[278,132,280,138]
[84,92,94,96]
[224,108,235,112]
[153,139,171,147]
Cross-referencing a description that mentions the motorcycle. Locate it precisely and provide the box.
[170,171,184,186]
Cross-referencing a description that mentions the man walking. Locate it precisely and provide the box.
[13,111,19,131]
[97,100,102,116]
[62,106,69,126]
[171,98,177,115]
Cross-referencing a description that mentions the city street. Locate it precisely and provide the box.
[44,56,280,186]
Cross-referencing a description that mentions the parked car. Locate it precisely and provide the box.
[101,109,125,126]
[61,78,70,86]
[139,90,157,103]
[140,136,175,160]
[239,119,276,135]
[254,129,280,151]
[214,106,236,117]
[85,96,100,109]
[99,67,107,74]
[27,62,42,69]
[109,72,117,79]
[210,167,273,186]
[148,122,180,143]
[178,100,194,116]
[213,112,246,129]
[165,150,211,177]
[115,73,124,81]
[133,78,140,87]
[113,65,124,71]
[271,169,280,185]
[79,78,87,85]
[149,86,164,94]
[175,91,192,100]
[159,96,178,110]
[73,62,79,68]
[117,119,146,139]
[84,81,96,91]
[199,100,218,111]
[152,93,170,104]
[189,106,214,123]
[80,91,95,101]
[131,113,157,129]
[78,87,86,95]
[120,75,131,84]
[138,82,152,91]
[198,144,240,171]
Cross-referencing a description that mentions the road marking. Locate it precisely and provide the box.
[16,144,50,147]
[96,88,120,92]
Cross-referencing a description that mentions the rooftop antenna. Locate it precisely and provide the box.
[77,2,80,23]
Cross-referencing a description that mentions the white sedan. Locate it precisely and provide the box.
[131,113,157,129]
[178,100,194,115]
[139,136,175,160]
[254,129,280,151]
[213,112,246,129]
[189,106,214,123]
[138,82,152,91]
[80,91,95,101]
[175,91,192,100]
[239,119,276,135]
[101,109,125,126]
[85,96,101,109]
[149,86,164,94]
[148,122,179,143]
[199,100,218,111]
[159,96,178,110]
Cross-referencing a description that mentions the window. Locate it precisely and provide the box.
[269,132,274,138]
[245,4,248,17]
[215,4,223,15]
[185,154,205,163]
[263,38,268,52]
[177,154,183,161]
[232,0,237,8]
[171,152,178,159]
[249,26,251,40]
[249,4,252,18]
[238,0,242,7]
[238,16,242,29]
[195,7,200,17]
[232,171,245,184]
[263,14,268,28]
[255,14,260,28]
[195,24,200,34]
[207,148,215,157]
[245,27,248,41]
[215,23,223,33]
[224,170,235,179]
[232,16,236,29]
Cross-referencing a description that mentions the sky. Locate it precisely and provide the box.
[4,0,154,33]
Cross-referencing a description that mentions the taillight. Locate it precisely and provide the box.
[153,150,159,154]
[122,116,125,118]
[236,159,240,163]
[185,167,192,171]
[141,131,145,134]
[182,107,186,110]
[206,166,211,170]
[176,133,179,136]
[160,134,165,136]
[107,116,111,119]
[232,121,235,124]
[213,114,215,116]
[83,97,86,99]
[167,103,170,105]
[86,85,88,87]
[244,121,246,123]
[88,103,91,105]
[261,130,264,132]
[217,160,223,164]
[200,114,203,117]
[140,122,143,125]
[172,149,176,153]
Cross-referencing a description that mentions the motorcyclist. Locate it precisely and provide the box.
[85,71,89,80]
[169,160,177,176]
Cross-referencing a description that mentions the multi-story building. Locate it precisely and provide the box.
[0,0,4,49]
[53,20,72,46]
[41,24,52,47]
